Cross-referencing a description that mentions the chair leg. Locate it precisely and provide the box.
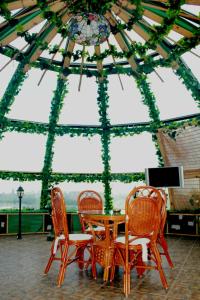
[76,246,85,270]
[44,242,56,274]
[152,244,168,290]
[57,242,69,287]
[160,237,174,268]
[124,267,130,297]
[91,246,97,279]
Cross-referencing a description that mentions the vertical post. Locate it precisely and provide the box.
[17,186,24,239]
[175,59,200,108]
[17,194,22,239]
[0,62,27,140]
[97,77,112,210]
[136,75,164,166]
[40,76,68,208]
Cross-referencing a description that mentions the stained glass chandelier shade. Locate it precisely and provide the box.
[67,13,110,46]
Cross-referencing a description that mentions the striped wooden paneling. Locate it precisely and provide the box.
[157,126,200,210]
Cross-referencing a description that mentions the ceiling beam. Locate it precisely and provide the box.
[0,1,66,46]
[95,45,104,81]
[23,12,70,72]
[111,4,170,59]
[105,11,138,71]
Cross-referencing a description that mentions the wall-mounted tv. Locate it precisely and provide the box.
[145,166,184,188]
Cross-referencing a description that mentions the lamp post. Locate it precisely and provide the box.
[17,186,24,239]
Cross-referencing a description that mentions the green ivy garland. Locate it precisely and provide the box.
[1,0,196,69]
[0,0,199,209]
[97,77,113,210]
[136,74,164,166]
[40,76,68,208]
[144,0,185,50]
[0,170,145,184]
[175,60,200,107]
[0,62,27,139]
[3,115,199,137]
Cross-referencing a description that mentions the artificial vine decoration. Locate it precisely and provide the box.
[3,115,199,138]
[97,77,113,210]
[0,170,146,184]
[40,75,68,208]
[136,74,160,125]
[0,62,27,139]
[175,60,200,108]
[144,0,185,50]
[136,74,164,166]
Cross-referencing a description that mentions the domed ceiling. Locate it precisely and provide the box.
[0,1,199,209]
[0,0,199,77]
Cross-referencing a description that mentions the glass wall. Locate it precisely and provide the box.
[0,180,42,210]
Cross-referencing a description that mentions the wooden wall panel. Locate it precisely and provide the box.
[157,125,200,210]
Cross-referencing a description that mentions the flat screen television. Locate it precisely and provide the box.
[145,166,184,188]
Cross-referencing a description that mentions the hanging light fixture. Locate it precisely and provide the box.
[67,13,110,46]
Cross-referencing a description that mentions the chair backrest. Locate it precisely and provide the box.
[125,186,162,241]
[51,187,69,239]
[77,190,103,212]
[148,187,167,236]
[158,189,167,235]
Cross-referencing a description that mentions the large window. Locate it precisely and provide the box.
[52,135,103,173]
[0,180,42,209]
[0,56,19,99]
[108,75,150,124]
[58,182,104,211]
[58,75,100,125]
[111,181,145,210]
[110,133,158,173]
[7,69,57,123]
[148,67,199,120]
[0,133,46,172]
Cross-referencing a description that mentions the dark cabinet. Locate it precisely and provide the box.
[166,212,200,236]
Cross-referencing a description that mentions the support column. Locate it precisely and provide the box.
[175,59,200,108]
[97,77,113,210]
[136,74,164,166]
[0,62,27,139]
[40,76,68,208]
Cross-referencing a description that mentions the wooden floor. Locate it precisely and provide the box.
[0,234,199,300]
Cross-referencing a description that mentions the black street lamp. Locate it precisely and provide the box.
[17,186,24,239]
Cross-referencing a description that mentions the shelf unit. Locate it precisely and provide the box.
[166,212,200,236]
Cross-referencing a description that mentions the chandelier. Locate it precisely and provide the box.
[67,13,110,46]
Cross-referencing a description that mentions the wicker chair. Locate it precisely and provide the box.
[112,186,168,297]
[44,187,93,287]
[156,189,174,268]
[77,190,105,238]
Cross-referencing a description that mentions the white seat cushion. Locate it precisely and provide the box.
[69,233,93,241]
[53,233,92,254]
[115,235,150,261]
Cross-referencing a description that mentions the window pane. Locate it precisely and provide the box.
[111,181,145,210]
[110,133,158,173]
[0,55,19,99]
[0,133,46,171]
[58,75,100,125]
[148,67,199,120]
[52,136,103,173]
[57,182,104,211]
[181,46,200,80]
[7,69,57,122]
[108,75,150,124]
[0,180,41,210]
